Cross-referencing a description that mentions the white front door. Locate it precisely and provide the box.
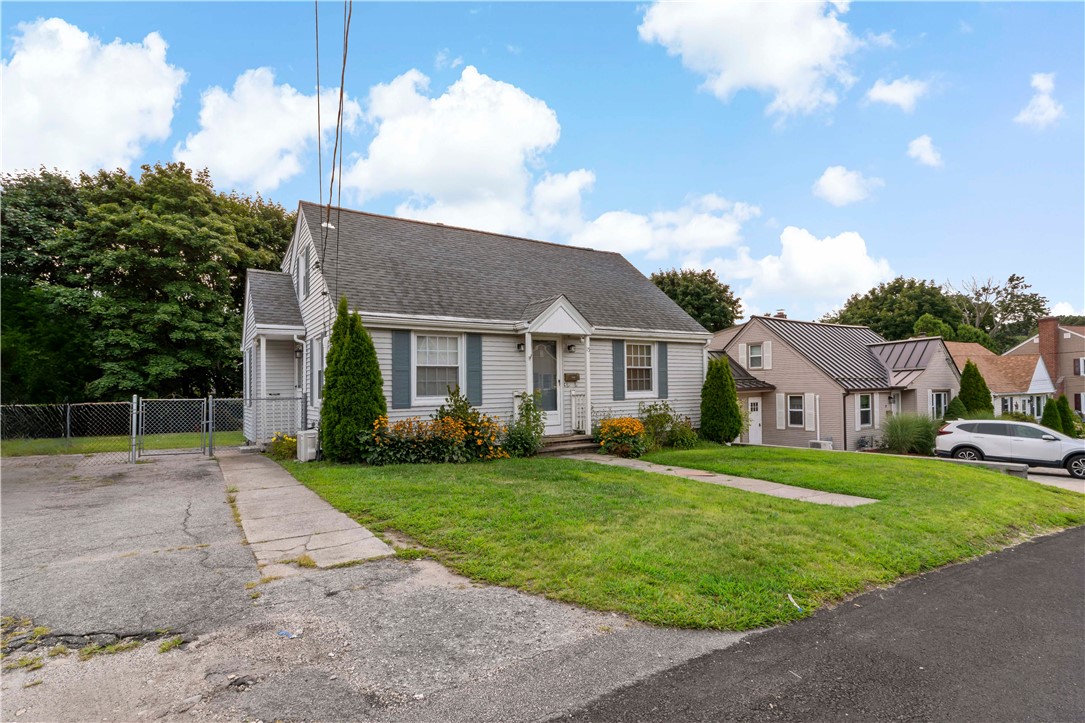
[533,339,563,435]
[748,398,762,445]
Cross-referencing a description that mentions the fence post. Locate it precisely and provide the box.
[65,403,71,443]
[207,395,215,457]
[129,395,139,464]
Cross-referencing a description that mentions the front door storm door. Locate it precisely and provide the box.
[533,339,563,434]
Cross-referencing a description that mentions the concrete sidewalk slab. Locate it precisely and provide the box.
[561,453,877,507]
[217,451,392,570]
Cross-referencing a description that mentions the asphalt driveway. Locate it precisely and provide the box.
[1,454,744,722]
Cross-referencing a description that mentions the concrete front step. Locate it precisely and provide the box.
[543,434,593,444]
[538,441,600,457]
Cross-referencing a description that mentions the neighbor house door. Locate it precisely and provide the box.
[533,339,563,435]
[748,398,762,445]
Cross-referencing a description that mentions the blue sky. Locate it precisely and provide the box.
[3,2,1082,321]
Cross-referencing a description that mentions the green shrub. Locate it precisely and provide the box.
[882,413,940,456]
[700,357,742,443]
[943,396,967,420]
[638,400,678,451]
[668,417,698,449]
[266,432,297,460]
[435,387,508,461]
[504,392,546,458]
[321,297,387,463]
[958,360,994,414]
[362,415,471,465]
[596,417,647,458]
[1056,395,1078,437]
[1001,411,1037,424]
[1039,399,1063,432]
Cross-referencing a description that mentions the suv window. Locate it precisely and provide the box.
[975,423,1010,436]
[957,423,978,433]
[1012,424,1049,439]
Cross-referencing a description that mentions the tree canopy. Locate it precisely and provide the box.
[945,275,1049,351]
[651,268,742,332]
[0,164,294,402]
[822,277,962,341]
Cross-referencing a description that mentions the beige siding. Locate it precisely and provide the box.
[907,345,961,418]
[724,320,847,449]
[589,339,705,428]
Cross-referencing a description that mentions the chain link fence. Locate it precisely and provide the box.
[138,398,208,457]
[1,402,133,464]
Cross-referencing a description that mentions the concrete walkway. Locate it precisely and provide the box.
[217,450,392,576]
[562,453,877,507]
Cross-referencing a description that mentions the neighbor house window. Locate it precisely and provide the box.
[859,394,873,427]
[416,335,460,399]
[930,391,948,419]
[309,337,325,401]
[787,395,804,427]
[748,343,763,369]
[626,343,654,393]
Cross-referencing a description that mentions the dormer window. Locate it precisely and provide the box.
[748,343,763,369]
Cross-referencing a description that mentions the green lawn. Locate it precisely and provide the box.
[0,431,245,457]
[283,444,1084,630]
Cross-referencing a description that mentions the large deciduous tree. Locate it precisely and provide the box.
[945,275,1049,351]
[822,277,962,341]
[651,268,742,332]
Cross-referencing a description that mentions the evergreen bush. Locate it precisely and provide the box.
[944,396,967,420]
[700,357,742,443]
[1056,395,1078,437]
[957,360,994,414]
[1039,398,1063,433]
[320,297,387,463]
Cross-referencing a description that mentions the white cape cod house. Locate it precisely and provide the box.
[240,202,711,444]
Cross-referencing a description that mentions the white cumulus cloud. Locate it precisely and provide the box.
[1,17,186,174]
[174,67,360,193]
[638,1,860,117]
[1051,301,1083,316]
[865,76,928,112]
[907,135,943,167]
[812,166,884,206]
[1014,72,1065,129]
[713,226,893,316]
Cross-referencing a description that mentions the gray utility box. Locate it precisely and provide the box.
[296,429,319,462]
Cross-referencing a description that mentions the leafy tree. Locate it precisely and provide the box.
[946,275,1049,351]
[651,268,742,332]
[913,313,955,340]
[700,357,742,443]
[321,297,386,462]
[0,168,83,284]
[1039,398,1064,433]
[957,360,994,414]
[954,324,998,352]
[1056,395,1078,438]
[944,396,967,420]
[822,277,962,340]
[1057,315,1085,327]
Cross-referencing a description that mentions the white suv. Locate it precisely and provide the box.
[936,420,1085,478]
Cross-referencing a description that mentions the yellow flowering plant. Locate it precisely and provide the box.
[266,431,298,460]
[596,417,648,458]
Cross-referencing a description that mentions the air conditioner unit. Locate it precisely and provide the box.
[808,440,833,450]
[296,429,319,462]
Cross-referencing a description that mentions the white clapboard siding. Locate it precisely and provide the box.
[589,339,704,427]
[263,339,297,397]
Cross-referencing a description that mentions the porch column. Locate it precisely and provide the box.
[584,335,592,432]
[524,331,533,395]
[258,336,267,444]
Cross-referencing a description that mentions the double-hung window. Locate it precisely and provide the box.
[748,343,763,369]
[309,337,325,401]
[416,335,460,399]
[625,343,654,394]
[859,394,873,427]
[930,391,948,419]
[787,395,804,427]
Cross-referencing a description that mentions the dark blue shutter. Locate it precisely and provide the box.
[391,330,411,409]
[466,334,483,406]
[657,342,668,399]
[612,340,625,401]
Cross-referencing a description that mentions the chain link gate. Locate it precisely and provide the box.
[135,398,210,459]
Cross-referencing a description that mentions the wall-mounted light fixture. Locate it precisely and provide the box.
[516,342,525,352]
[294,347,304,360]
[566,344,576,353]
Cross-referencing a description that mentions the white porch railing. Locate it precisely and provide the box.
[571,391,587,434]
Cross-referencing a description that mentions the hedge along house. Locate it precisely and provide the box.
[711,316,961,451]
[240,202,712,445]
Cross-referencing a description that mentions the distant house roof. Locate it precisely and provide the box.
[248,270,303,328]
[946,341,1043,394]
[708,324,745,352]
[869,337,947,388]
[727,355,775,391]
[298,202,707,334]
[755,317,892,391]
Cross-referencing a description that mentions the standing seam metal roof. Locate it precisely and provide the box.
[300,202,707,334]
[757,317,891,391]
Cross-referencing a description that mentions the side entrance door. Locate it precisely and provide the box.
[533,339,563,435]
[748,398,762,445]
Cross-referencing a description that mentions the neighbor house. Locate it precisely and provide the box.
[240,202,712,445]
[710,316,961,451]
[945,341,1054,417]
[1003,317,1085,415]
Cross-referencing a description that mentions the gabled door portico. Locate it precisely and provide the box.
[520,295,594,436]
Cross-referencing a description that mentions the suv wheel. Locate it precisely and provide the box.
[1067,455,1085,480]
[953,447,983,461]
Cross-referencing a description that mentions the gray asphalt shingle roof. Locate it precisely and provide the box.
[756,317,891,391]
[248,270,304,327]
[299,202,707,334]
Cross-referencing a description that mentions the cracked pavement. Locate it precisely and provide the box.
[1,453,746,722]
